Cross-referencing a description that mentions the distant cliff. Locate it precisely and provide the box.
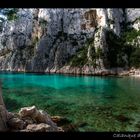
[0,8,140,75]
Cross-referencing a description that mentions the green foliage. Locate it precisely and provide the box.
[70,47,88,67]
[39,18,47,28]
[68,34,104,68]
[89,45,96,60]
[121,27,140,68]
[85,37,97,62]
[122,28,140,43]
[130,48,140,68]
[106,30,122,67]
[96,48,103,59]
[33,36,39,46]
[105,30,131,67]
[89,59,97,67]
[105,27,140,68]
[0,8,19,21]
[0,9,18,33]
[68,36,98,67]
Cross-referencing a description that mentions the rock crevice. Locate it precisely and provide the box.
[0,9,140,75]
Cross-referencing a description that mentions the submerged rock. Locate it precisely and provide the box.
[122,105,137,111]
[78,122,88,128]
[62,124,79,132]
[104,96,115,99]
[135,123,140,130]
[115,115,132,122]
[51,116,71,126]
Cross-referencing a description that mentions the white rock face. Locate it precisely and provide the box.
[26,123,59,132]
[126,8,140,30]
[0,8,140,74]
[5,105,63,132]
[19,106,56,126]
[107,8,124,36]
[96,8,124,35]
[126,8,140,22]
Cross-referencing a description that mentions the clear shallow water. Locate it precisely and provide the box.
[1,72,140,131]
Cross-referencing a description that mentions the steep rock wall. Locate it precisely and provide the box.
[0,8,140,75]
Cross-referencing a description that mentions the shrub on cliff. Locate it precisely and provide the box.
[130,48,140,68]
[0,8,19,21]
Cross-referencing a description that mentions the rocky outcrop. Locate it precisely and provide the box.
[7,117,25,130]
[25,123,62,132]
[0,9,140,75]
[19,106,57,126]
[51,116,72,126]
[0,84,63,132]
[0,82,8,131]
[7,106,63,132]
[129,68,140,76]
[6,106,63,132]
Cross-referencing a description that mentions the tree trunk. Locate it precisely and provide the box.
[0,81,8,131]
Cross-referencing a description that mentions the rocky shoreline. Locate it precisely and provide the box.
[0,9,140,76]
[55,67,140,77]
[6,106,64,132]
[1,68,140,132]
[6,106,83,132]
[1,67,140,77]
[0,85,68,132]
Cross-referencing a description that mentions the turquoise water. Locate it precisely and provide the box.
[1,72,140,131]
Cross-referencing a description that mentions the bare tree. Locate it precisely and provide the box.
[0,81,8,131]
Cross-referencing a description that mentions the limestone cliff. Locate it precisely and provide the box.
[0,8,140,75]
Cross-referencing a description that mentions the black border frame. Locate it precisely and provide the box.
[0,1,140,139]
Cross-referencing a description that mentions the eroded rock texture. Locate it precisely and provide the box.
[0,8,140,75]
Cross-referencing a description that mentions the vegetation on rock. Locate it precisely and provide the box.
[68,36,104,68]
[69,46,88,67]
[0,8,18,21]
[130,48,140,68]
[105,27,140,68]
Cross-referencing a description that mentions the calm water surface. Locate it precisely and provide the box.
[1,72,140,131]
